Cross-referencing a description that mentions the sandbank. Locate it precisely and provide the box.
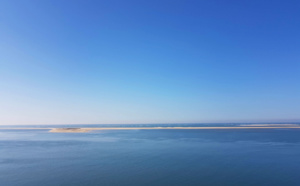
[240,124,298,127]
[1,126,300,133]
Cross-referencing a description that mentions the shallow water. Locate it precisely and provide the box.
[1,128,300,186]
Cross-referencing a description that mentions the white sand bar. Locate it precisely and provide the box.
[1,125,300,133]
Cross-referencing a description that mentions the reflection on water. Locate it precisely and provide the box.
[1,128,300,186]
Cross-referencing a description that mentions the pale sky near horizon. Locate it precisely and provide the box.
[1,0,300,125]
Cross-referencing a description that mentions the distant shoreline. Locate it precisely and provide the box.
[1,124,300,133]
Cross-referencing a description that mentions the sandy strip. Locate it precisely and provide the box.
[240,124,298,127]
[49,128,91,133]
[50,126,300,133]
[0,126,300,133]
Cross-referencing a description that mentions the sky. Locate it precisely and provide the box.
[0,0,300,125]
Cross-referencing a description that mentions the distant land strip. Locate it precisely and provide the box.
[0,125,300,133]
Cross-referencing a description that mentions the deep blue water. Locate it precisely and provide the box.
[1,127,300,186]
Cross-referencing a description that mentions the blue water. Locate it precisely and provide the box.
[1,126,300,186]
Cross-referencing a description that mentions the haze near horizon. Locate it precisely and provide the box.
[0,0,299,125]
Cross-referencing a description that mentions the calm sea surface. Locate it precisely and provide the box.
[1,125,300,186]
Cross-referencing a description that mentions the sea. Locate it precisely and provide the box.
[1,123,300,186]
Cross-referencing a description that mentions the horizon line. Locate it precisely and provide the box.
[1,121,300,126]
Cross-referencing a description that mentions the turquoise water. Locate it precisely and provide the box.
[1,127,300,185]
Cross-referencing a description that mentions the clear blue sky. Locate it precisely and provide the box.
[0,0,299,124]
